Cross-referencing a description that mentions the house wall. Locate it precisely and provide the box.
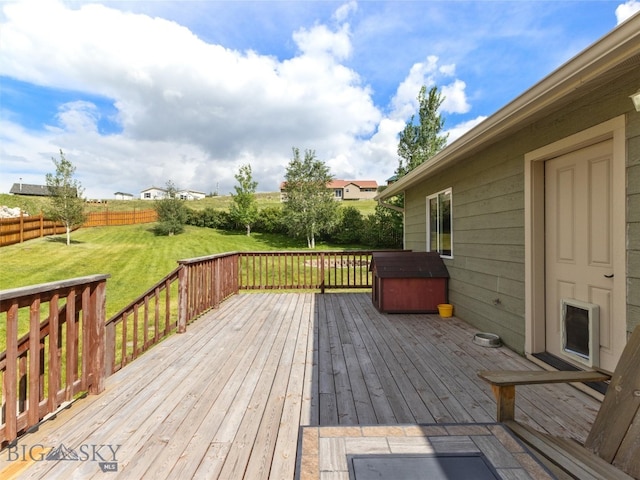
[404,68,639,352]
[343,185,377,200]
[626,108,640,334]
[140,188,166,200]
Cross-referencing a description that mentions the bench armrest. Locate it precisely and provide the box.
[478,370,610,386]
[477,370,610,421]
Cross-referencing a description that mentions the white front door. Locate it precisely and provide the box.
[544,140,625,372]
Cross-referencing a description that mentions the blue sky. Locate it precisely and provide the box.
[1,0,639,199]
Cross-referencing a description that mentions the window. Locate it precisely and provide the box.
[335,189,342,198]
[427,188,452,257]
[144,192,151,199]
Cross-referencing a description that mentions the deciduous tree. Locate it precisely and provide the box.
[282,148,337,248]
[230,164,259,236]
[45,149,86,246]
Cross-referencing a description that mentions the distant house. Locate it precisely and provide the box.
[140,187,167,200]
[329,180,378,200]
[140,187,205,201]
[177,189,206,201]
[9,182,78,197]
[280,179,378,201]
[10,183,50,197]
[114,192,134,200]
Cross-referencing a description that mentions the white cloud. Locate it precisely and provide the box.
[390,56,440,119]
[9,0,620,202]
[388,56,470,119]
[0,0,389,197]
[616,0,640,24]
[444,116,488,144]
[441,80,471,115]
[292,23,353,60]
[334,1,358,23]
[53,101,101,134]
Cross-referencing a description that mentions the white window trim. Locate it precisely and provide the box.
[426,188,453,259]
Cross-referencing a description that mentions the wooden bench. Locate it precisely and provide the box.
[478,325,640,480]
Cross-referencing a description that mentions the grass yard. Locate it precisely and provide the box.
[0,223,367,348]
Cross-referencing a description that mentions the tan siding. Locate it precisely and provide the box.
[408,142,526,351]
[404,188,427,250]
[457,244,524,263]
[626,109,640,332]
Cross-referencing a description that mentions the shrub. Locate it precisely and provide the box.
[254,206,286,234]
[360,207,403,248]
[332,206,364,244]
[154,182,188,236]
[153,218,185,236]
[186,207,233,229]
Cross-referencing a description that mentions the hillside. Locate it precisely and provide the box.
[0,192,377,216]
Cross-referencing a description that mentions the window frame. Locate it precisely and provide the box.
[426,188,453,258]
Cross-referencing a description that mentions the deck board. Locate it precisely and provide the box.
[2,292,601,479]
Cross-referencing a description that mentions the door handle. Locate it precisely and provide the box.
[604,274,614,278]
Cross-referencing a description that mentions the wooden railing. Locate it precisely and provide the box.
[177,253,239,332]
[104,267,181,376]
[238,251,372,292]
[0,275,109,446]
[1,250,375,445]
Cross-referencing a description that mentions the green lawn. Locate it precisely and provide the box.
[0,223,342,319]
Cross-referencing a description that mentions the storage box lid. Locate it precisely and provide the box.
[370,251,449,278]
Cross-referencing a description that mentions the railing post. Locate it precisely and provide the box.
[320,252,325,294]
[178,264,188,333]
[105,322,115,378]
[19,209,24,243]
[4,301,19,441]
[89,279,107,394]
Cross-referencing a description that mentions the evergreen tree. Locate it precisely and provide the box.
[374,85,448,248]
[396,85,448,177]
[154,181,187,236]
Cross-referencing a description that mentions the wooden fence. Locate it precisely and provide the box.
[0,213,66,247]
[0,250,376,445]
[82,209,158,227]
[0,210,158,247]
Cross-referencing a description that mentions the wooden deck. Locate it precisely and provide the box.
[1,293,601,479]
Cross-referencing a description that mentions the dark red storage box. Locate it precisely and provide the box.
[370,251,449,313]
